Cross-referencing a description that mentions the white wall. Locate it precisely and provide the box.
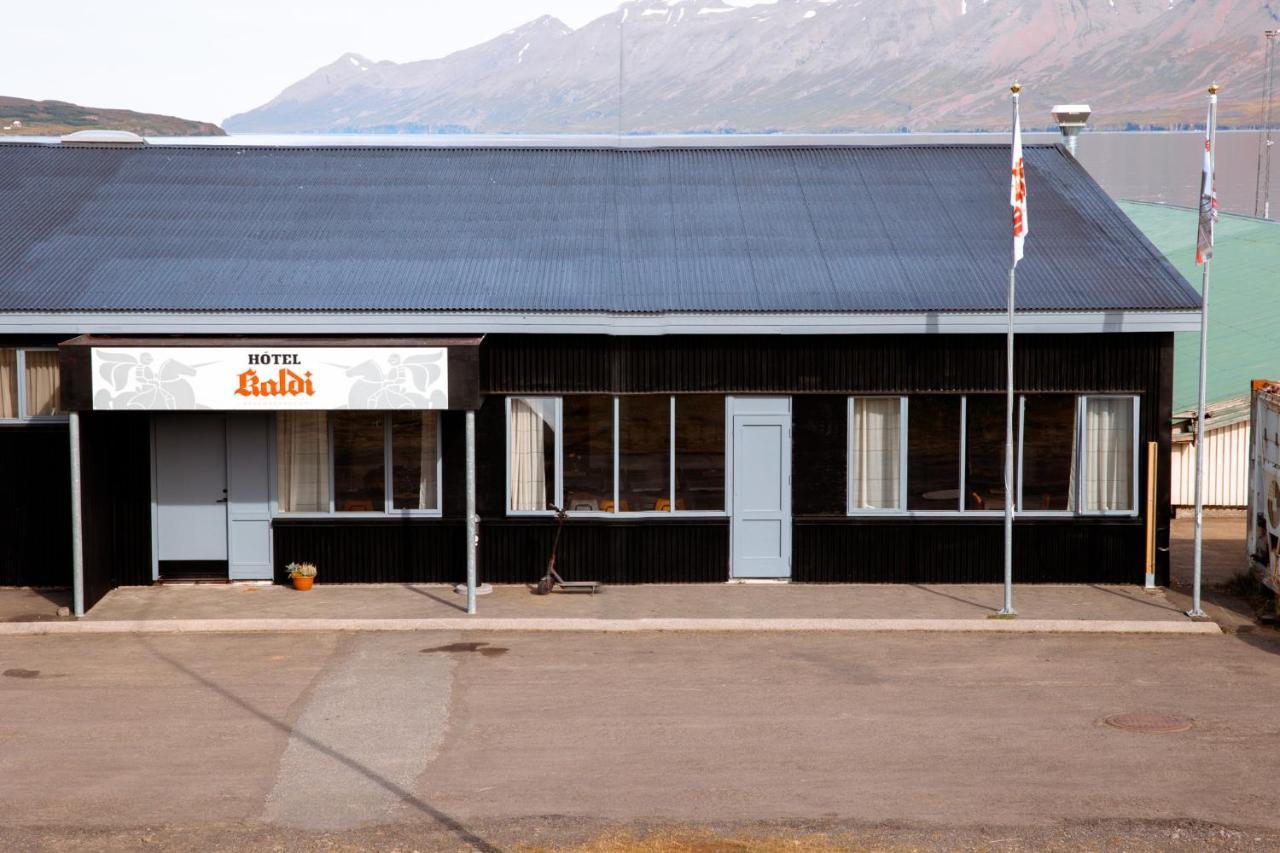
[1171,420,1250,507]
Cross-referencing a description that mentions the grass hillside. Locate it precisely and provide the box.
[0,96,224,136]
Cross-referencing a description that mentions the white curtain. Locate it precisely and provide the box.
[23,351,60,417]
[418,412,438,510]
[277,412,330,512]
[510,398,554,511]
[851,398,901,509]
[0,350,16,419]
[1084,398,1134,512]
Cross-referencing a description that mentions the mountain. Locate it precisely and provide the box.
[0,96,224,137]
[225,0,1279,135]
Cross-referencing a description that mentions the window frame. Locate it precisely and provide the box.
[0,347,68,425]
[845,396,908,514]
[270,411,443,518]
[505,394,728,518]
[1076,394,1141,518]
[845,393,1141,519]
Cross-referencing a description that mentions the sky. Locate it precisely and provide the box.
[4,0,775,126]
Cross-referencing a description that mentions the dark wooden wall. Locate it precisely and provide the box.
[272,519,466,584]
[482,333,1172,395]
[0,425,72,587]
[3,332,1174,595]
[78,412,153,607]
[476,332,1174,586]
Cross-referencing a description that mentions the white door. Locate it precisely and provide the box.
[154,414,229,575]
[730,400,791,579]
[226,414,273,580]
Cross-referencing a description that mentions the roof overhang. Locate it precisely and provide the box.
[1,310,1203,337]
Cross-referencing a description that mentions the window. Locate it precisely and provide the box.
[509,397,557,512]
[964,397,1009,511]
[848,393,1135,516]
[333,412,385,512]
[1020,395,1077,511]
[0,348,64,423]
[618,396,670,512]
[563,396,613,512]
[1081,396,1137,513]
[277,412,330,512]
[848,397,904,511]
[906,396,962,510]
[391,412,440,511]
[674,395,726,511]
[507,394,726,515]
[276,411,440,515]
[0,350,15,419]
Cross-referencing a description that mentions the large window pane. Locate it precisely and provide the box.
[23,351,61,417]
[618,396,670,512]
[276,412,330,512]
[510,397,557,512]
[563,395,615,512]
[1083,397,1135,512]
[333,411,385,512]
[0,349,15,419]
[1021,395,1077,511]
[674,395,725,511]
[391,412,438,511]
[964,396,1010,511]
[907,396,961,510]
[850,397,902,510]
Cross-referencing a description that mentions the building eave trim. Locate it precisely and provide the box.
[0,310,1202,336]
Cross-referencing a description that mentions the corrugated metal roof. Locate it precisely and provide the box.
[1119,201,1280,410]
[0,142,1200,315]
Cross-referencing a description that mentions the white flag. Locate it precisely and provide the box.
[1195,99,1217,265]
[1011,97,1028,266]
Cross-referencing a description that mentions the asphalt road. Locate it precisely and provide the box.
[4,628,1280,851]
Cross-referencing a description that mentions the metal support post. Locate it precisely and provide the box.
[69,411,85,618]
[465,409,477,616]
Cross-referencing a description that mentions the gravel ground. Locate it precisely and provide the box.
[3,816,1279,851]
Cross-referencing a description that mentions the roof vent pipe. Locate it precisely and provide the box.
[1050,104,1091,158]
[59,129,147,147]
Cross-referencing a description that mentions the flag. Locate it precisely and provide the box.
[1195,99,1218,265]
[1011,95,1029,266]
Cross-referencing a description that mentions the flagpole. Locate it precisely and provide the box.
[1001,83,1021,616]
[1189,83,1219,619]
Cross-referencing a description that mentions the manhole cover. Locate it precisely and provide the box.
[1104,712,1194,733]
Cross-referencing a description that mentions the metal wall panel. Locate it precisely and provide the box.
[1171,421,1251,507]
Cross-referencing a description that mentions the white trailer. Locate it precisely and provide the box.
[1247,381,1280,595]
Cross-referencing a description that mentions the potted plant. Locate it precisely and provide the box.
[286,561,317,591]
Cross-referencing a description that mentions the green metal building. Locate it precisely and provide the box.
[1119,201,1280,506]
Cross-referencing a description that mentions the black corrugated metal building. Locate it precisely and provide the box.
[0,137,1200,611]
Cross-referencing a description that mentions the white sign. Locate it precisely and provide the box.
[91,347,449,411]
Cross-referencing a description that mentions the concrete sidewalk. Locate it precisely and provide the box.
[0,582,1220,635]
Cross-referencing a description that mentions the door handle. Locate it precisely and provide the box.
[216,497,228,503]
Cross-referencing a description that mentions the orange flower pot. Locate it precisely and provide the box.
[292,576,314,591]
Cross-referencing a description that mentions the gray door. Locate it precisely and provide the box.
[154,414,228,565]
[226,414,273,580]
[731,407,792,579]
